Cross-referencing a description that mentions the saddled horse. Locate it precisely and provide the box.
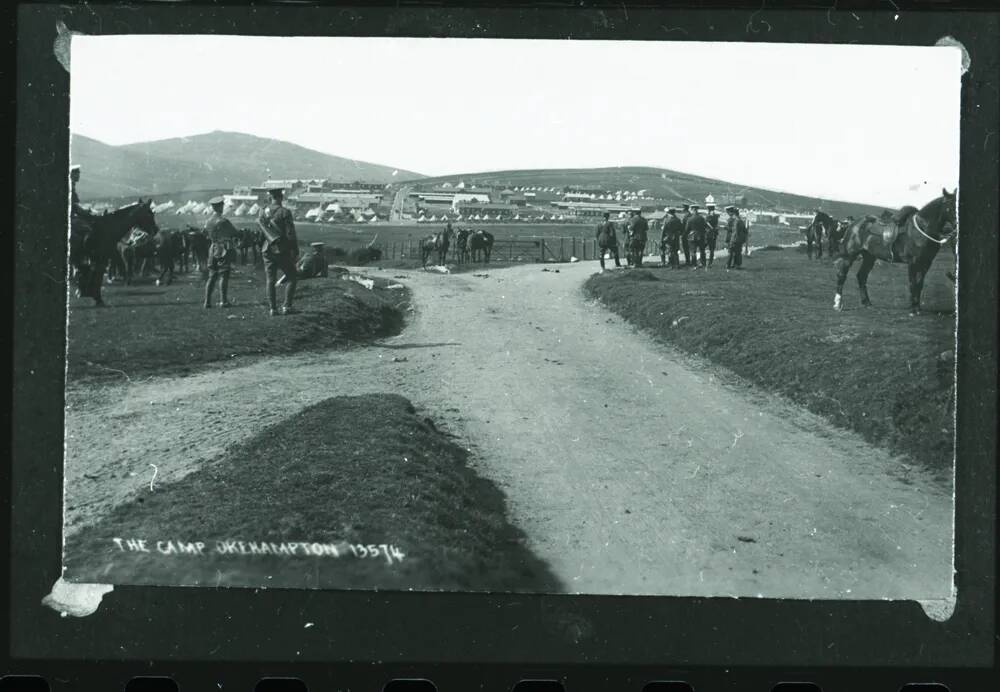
[420,226,453,267]
[828,217,851,257]
[803,211,837,260]
[834,189,956,315]
[72,199,159,305]
[118,228,157,285]
[468,229,495,263]
[454,229,472,264]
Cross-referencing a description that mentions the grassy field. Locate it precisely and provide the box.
[585,247,957,477]
[64,394,562,592]
[66,267,409,382]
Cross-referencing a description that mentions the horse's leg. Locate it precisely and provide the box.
[909,256,931,316]
[856,251,876,307]
[833,253,855,311]
[806,236,813,260]
[817,233,824,259]
[91,258,107,306]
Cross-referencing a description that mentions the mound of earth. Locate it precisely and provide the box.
[66,272,409,382]
[63,394,562,593]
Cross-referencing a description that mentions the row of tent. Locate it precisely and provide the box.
[416,214,567,222]
[167,200,265,217]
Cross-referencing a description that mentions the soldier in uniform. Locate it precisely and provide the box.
[203,196,239,308]
[69,165,95,283]
[660,207,683,268]
[726,206,749,270]
[704,202,721,267]
[297,242,329,279]
[684,204,709,269]
[258,187,299,316]
[626,209,649,268]
[678,203,693,266]
[595,212,621,270]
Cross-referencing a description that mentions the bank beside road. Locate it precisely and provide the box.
[585,248,957,477]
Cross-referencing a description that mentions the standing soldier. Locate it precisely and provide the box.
[258,187,299,316]
[203,196,239,308]
[684,204,709,269]
[679,203,693,266]
[596,211,621,270]
[704,202,720,267]
[69,164,95,290]
[296,241,329,279]
[726,206,749,270]
[620,213,633,266]
[660,207,683,268]
[627,209,649,267]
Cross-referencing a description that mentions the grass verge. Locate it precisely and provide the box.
[63,394,562,592]
[585,249,956,477]
[66,268,410,382]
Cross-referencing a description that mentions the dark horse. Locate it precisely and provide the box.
[72,199,159,305]
[804,211,837,260]
[834,189,956,316]
[454,229,472,264]
[420,226,453,267]
[468,229,494,263]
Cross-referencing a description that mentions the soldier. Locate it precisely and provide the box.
[704,202,720,267]
[685,204,709,269]
[725,206,749,270]
[595,211,621,270]
[69,165,95,281]
[297,241,329,279]
[660,207,683,268]
[203,196,239,308]
[258,187,299,316]
[627,209,649,268]
[679,203,693,266]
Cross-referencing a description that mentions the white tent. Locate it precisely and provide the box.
[190,202,206,214]
[455,214,463,220]
[472,214,481,220]
[233,202,249,216]
[305,207,321,220]
[368,215,379,223]
[514,214,521,220]
[248,203,260,215]
[325,203,340,213]
[203,205,214,216]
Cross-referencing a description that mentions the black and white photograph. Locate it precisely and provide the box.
[60,35,961,602]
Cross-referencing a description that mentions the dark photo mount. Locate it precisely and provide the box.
[7,2,998,692]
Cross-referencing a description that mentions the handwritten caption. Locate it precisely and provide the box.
[111,538,406,565]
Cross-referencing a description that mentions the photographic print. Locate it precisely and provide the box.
[62,35,961,599]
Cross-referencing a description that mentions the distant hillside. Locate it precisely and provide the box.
[71,131,424,200]
[413,166,887,219]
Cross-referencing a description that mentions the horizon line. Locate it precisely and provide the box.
[70,129,903,210]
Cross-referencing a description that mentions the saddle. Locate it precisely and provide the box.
[863,206,917,260]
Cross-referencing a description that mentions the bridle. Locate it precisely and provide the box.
[911,205,957,245]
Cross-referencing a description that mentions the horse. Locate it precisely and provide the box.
[153,229,185,286]
[833,189,956,316]
[454,229,472,264]
[804,211,837,260]
[184,227,210,276]
[236,227,263,265]
[828,217,851,257]
[420,226,453,267]
[71,199,158,305]
[468,229,494,263]
[118,228,157,285]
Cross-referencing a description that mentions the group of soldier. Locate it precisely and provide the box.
[595,202,750,271]
[71,163,330,317]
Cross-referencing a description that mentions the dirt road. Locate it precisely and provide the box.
[64,261,954,599]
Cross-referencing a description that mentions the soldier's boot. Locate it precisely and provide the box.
[204,274,217,308]
[219,274,231,307]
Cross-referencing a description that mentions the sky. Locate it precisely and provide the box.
[70,35,962,208]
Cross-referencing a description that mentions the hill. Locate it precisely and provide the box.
[412,166,887,219]
[71,131,424,200]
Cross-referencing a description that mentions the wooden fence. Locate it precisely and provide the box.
[382,236,670,264]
